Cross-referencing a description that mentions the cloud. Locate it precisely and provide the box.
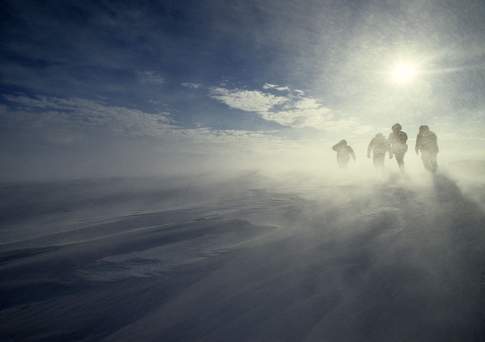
[210,85,340,130]
[275,86,290,92]
[1,90,371,147]
[3,95,174,138]
[138,71,165,85]
[181,82,201,89]
[1,94,283,145]
[210,87,288,113]
[262,83,277,90]
[262,83,290,92]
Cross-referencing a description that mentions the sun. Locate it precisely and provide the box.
[390,61,419,85]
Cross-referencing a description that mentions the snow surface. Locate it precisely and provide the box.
[1,167,485,341]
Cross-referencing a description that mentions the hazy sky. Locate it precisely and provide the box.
[1,0,485,178]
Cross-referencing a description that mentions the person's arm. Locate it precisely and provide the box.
[367,139,374,158]
[349,147,356,161]
[387,134,393,158]
[415,134,421,154]
[332,141,342,152]
[433,133,439,153]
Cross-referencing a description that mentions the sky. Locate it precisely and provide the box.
[1,0,485,179]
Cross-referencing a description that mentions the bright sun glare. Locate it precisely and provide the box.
[390,61,419,85]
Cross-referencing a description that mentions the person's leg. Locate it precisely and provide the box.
[421,152,429,171]
[337,155,348,169]
[395,152,405,171]
[374,153,384,169]
[429,152,438,172]
[421,151,437,172]
[374,154,386,178]
[423,152,438,173]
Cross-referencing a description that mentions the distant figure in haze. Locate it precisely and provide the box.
[415,125,439,173]
[388,123,408,171]
[367,133,390,170]
[332,139,356,169]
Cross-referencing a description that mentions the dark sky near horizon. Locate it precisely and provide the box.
[1,0,485,161]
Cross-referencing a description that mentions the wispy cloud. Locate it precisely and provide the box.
[2,87,376,149]
[262,83,290,92]
[138,71,165,85]
[3,95,174,138]
[210,84,342,130]
[181,82,201,89]
[210,87,288,113]
[1,94,282,144]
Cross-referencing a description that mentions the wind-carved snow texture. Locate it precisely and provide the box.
[0,171,485,341]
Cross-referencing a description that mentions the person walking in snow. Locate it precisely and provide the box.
[415,125,439,173]
[332,139,356,169]
[367,133,390,170]
[388,123,408,172]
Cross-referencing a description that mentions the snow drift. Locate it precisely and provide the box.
[1,165,485,341]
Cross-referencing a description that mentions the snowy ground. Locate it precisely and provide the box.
[1,166,485,341]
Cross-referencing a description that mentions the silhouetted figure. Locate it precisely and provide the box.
[332,139,356,169]
[388,123,408,171]
[367,133,390,169]
[415,125,439,173]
